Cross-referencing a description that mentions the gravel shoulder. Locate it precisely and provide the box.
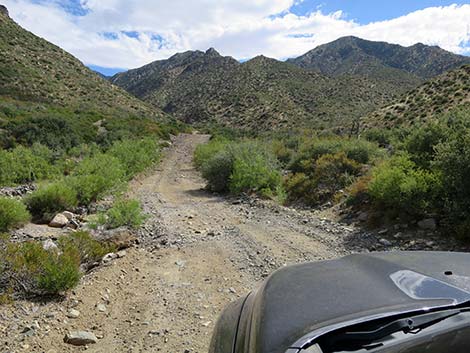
[0,133,464,353]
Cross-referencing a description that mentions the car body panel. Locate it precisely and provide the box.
[210,251,470,353]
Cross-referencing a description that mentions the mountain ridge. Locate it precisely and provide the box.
[287,36,470,80]
[0,8,167,120]
[110,37,470,130]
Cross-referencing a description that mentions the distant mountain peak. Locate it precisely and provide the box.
[288,36,470,79]
[205,47,220,57]
[0,4,9,17]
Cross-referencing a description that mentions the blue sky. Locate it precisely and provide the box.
[4,1,470,75]
[290,1,469,23]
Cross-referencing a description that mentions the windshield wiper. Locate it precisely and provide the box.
[320,308,465,351]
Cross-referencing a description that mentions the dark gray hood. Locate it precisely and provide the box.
[246,252,470,353]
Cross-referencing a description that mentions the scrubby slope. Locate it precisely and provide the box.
[363,65,470,128]
[112,49,407,130]
[0,9,164,119]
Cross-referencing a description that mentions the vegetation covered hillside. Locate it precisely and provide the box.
[0,9,165,119]
[363,65,470,128]
[111,49,409,131]
[287,36,470,80]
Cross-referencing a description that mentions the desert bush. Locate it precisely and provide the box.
[404,121,448,168]
[194,138,229,169]
[367,153,441,215]
[25,182,78,222]
[285,152,361,205]
[70,154,125,204]
[0,197,30,232]
[102,199,146,229]
[108,138,160,179]
[229,143,282,195]
[58,231,115,263]
[0,240,80,295]
[289,138,381,172]
[0,231,114,297]
[0,145,57,186]
[196,140,283,196]
[432,126,470,234]
[7,115,96,151]
[201,149,234,192]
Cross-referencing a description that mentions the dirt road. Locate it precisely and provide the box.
[0,134,410,352]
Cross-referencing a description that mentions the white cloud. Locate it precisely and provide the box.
[3,0,470,69]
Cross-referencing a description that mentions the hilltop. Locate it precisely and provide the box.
[287,36,470,80]
[363,64,470,128]
[0,8,165,119]
[111,37,470,131]
[112,48,410,130]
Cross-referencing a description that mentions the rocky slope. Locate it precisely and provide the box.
[112,49,409,130]
[0,8,165,119]
[363,64,470,128]
[287,36,470,80]
[111,37,470,131]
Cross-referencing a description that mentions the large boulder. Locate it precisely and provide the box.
[93,227,136,249]
[49,213,69,228]
[64,331,98,346]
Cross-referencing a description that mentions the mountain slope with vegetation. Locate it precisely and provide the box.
[111,48,410,130]
[111,37,470,131]
[363,65,470,128]
[0,9,165,119]
[287,36,470,80]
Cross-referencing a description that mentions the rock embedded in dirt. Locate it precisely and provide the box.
[417,218,437,231]
[117,250,127,258]
[62,211,75,220]
[102,253,118,264]
[93,227,137,249]
[64,331,98,346]
[379,238,392,247]
[42,239,58,251]
[96,303,107,312]
[66,309,80,319]
[49,213,69,228]
[358,212,368,222]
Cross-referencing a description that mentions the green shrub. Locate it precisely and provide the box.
[404,122,448,168]
[70,154,125,204]
[7,115,96,151]
[229,143,282,195]
[0,145,58,186]
[37,248,81,295]
[432,126,470,232]
[108,138,160,179]
[0,231,115,297]
[0,197,30,232]
[201,149,234,192]
[1,241,81,295]
[25,182,78,222]
[194,139,229,169]
[285,152,361,205]
[103,199,146,229]
[289,138,381,173]
[58,231,115,263]
[196,140,283,196]
[368,154,441,215]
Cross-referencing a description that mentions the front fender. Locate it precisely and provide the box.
[209,296,247,353]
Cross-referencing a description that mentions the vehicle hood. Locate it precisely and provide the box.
[247,251,470,353]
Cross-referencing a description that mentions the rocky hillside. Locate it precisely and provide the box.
[111,49,411,130]
[363,64,470,128]
[0,8,165,119]
[287,36,470,80]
